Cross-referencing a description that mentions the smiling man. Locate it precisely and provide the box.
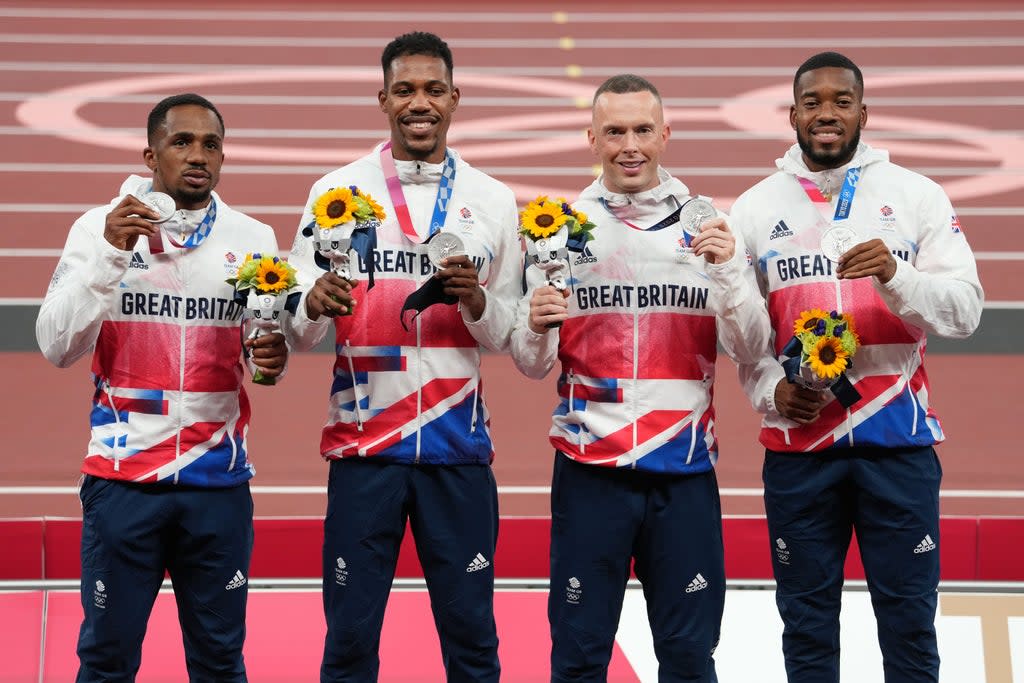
[730,52,983,683]
[284,32,521,683]
[510,74,771,683]
[36,93,287,682]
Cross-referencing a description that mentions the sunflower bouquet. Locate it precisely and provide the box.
[306,186,385,280]
[519,196,595,294]
[226,253,299,385]
[782,308,862,407]
[519,196,595,245]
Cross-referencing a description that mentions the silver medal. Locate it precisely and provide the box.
[140,191,175,223]
[678,198,716,236]
[427,232,465,268]
[820,226,857,263]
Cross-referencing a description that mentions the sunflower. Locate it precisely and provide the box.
[234,253,261,282]
[793,308,831,337]
[520,198,569,239]
[362,192,386,221]
[313,187,356,228]
[808,336,849,380]
[253,257,295,294]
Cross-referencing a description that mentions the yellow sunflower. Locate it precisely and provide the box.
[808,337,849,380]
[793,308,831,336]
[254,257,294,294]
[362,192,386,221]
[313,187,355,228]
[520,198,568,239]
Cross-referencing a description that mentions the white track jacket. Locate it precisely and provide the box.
[511,170,771,474]
[730,144,983,452]
[37,176,280,486]
[285,145,521,465]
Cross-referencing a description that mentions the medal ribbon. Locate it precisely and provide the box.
[797,166,861,223]
[599,197,682,232]
[147,195,217,254]
[380,142,456,244]
[165,199,217,249]
[798,168,862,348]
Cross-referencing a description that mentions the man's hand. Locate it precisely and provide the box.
[245,332,287,379]
[837,238,896,283]
[437,254,486,320]
[104,195,160,251]
[689,217,735,265]
[305,272,357,320]
[528,284,569,333]
[774,378,829,424]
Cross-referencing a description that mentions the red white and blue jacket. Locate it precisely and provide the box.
[730,144,983,452]
[510,170,771,474]
[36,176,281,486]
[285,145,521,465]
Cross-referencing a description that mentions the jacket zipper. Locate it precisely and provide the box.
[630,307,639,468]
[343,339,365,432]
[414,314,423,463]
[173,257,187,484]
[103,380,122,472]
[567,368,581,455]
[834,278,855,446]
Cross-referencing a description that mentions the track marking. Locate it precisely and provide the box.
[1,8,1024,22]
[1,486,1022,498]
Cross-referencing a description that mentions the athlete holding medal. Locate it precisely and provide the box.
[729,52,983,682]
[512,74,770,682]
[284,32,520,683]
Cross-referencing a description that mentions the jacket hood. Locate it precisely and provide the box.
[776,143,889,189]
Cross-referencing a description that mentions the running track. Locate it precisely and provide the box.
[1,1,1022,520]
[2,2,1024,681]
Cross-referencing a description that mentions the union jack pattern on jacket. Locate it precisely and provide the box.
[37,176,281,485]
[511,170,770,474]
[730,144,983,452]
[285,145,520,464]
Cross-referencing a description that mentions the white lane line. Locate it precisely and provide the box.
[4,34,1024,49]
[2,126,1023,141]
[0,486,1022,498]
[0,164,1021,178]
[2,63,1022,78]
[0,8,1023,21]
[3,93,1024,107]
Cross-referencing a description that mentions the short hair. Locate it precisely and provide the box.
[592,74,662,106]
[793,51,864,96]
[381,31,453,83]
[147,93,224,145]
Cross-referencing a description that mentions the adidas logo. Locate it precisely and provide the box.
[769,220,794,240]
[913,535,937,554]
[129,252,149,270]
[573,243,597,265]
[466,553,491,573]
[685,573,709,593]
[225,570,247,590]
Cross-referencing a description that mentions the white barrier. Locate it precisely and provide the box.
[617,590,1024,682]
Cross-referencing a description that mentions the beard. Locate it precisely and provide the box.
[177,186,213,205]
[797,126,861,170]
